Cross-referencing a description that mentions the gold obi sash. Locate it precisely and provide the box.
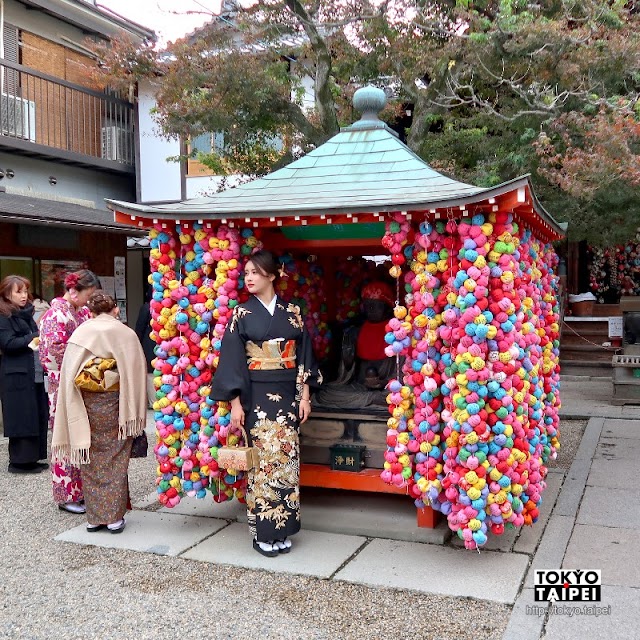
[74,357,120,392]
[246,339,296,370]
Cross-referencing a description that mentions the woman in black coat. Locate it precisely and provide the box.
[0,275,49,473]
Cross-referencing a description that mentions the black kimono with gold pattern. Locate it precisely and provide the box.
[211,295,322,542]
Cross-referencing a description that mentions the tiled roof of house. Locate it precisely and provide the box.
[0,189,142,234]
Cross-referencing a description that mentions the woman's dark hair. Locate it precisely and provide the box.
[87,291,117,315]
[64,269,100,292]
[246,250,279,278]
[0,275,31,317]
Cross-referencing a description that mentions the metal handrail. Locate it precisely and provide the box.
[0,57,131,105]
[1,57,135,166]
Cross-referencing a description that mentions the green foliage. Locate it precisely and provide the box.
[90,0,640,244]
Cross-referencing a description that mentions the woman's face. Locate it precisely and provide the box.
[71,286,97,308]
[244,260,275,297]
[9,284,29,308]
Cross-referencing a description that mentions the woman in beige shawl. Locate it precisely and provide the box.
[52,292,147,533]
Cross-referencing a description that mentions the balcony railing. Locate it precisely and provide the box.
[1,58,135,168]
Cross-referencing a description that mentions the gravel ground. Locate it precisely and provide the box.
[0,421,510,640]
[548,418,588,471]
[0,415,590,639]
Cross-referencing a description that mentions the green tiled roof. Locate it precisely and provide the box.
[107,87,564,238]
[110,125,486,217]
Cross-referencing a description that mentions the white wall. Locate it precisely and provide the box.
[137,78,182,203]
[0,151,135,208]
[290,59,315,113]
[137,61,316,205]
[185,174,245,199]
[4,0,102,53]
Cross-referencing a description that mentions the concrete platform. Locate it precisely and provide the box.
[577,486,640,529]
[587,457,637,488]
[149,487,450,545]
[182,522,367,578]
[595,436,640,460]
[543,585,639,640]
[157,493,247,520]
[563,524,640,588]
[334,538,530,604]
[299,488,450,544]
[602,418,640,439]
[55,510,227,556]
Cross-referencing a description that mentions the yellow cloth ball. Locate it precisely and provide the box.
[465,470,479,485]
[467,488,481,501]
[465,432,479,445]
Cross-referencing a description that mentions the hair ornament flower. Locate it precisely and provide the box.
[64,273,80,289]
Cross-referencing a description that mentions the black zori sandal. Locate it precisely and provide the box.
[86,524,106,533]
[253,539,278,558]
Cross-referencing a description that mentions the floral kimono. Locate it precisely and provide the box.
[211,295,322,543]
[39,297,91,504]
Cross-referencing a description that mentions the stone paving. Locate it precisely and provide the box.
[4,376,639,639]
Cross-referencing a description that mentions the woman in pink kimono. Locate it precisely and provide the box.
[39,269,99,513]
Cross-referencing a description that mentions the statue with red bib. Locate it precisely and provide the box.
[314,281,396,411]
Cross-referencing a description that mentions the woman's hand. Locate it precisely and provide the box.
[230,397,245,429]
[299,398,311,424]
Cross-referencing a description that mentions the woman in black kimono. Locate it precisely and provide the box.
[0,275,49,474]
[211,250,322,557]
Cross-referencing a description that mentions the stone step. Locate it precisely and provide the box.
[561,365,612,378]
[560,345,617,364]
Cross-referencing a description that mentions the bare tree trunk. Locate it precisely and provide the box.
[406,94,431,152]
[285,0,339,140]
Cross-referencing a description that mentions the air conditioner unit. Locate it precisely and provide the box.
[1,93,36,142]
[101,125,131,163]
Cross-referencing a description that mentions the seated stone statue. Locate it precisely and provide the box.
[314,281,397,412]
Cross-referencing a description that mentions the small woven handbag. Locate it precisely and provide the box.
[217,426,259,471]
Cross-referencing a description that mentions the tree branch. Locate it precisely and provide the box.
[284,0,338,138]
